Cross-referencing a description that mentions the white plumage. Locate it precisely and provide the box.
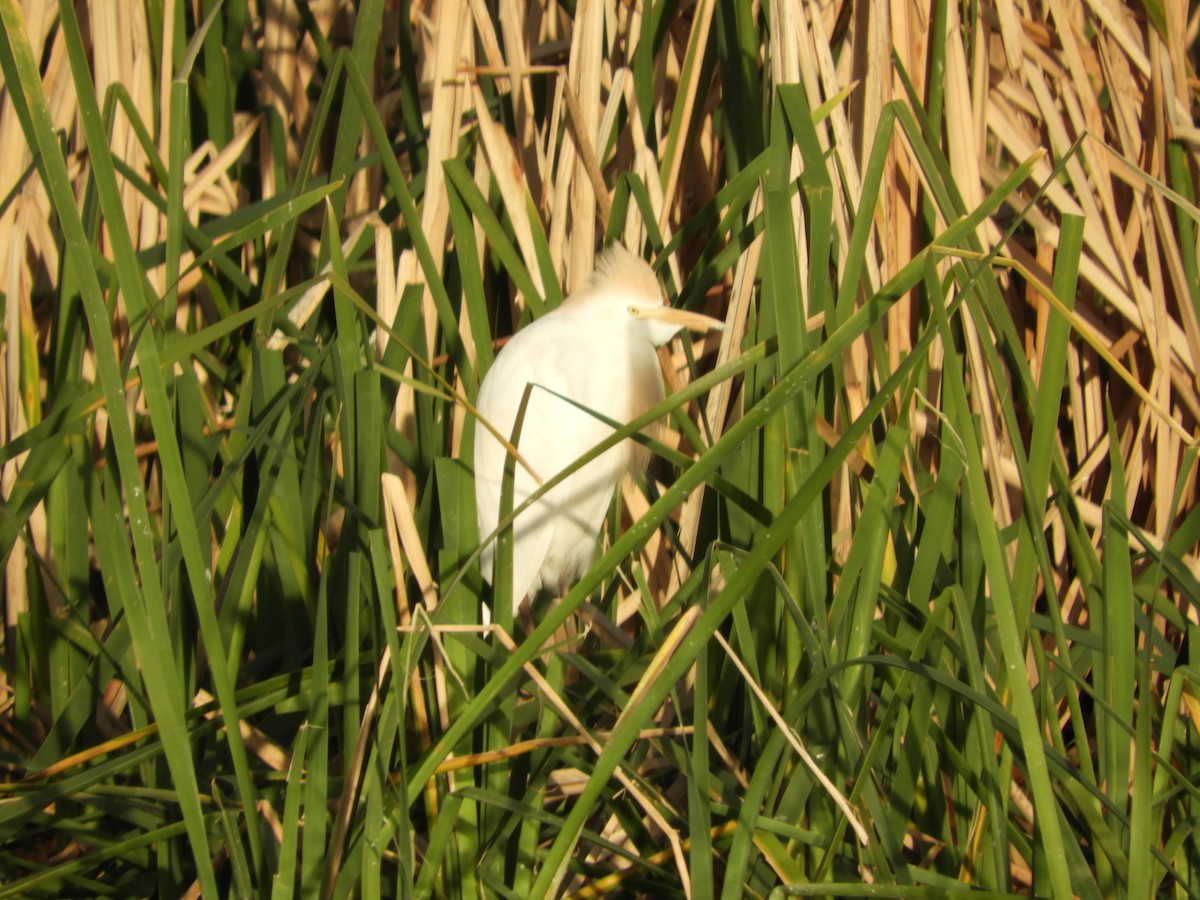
[473,244,722,613]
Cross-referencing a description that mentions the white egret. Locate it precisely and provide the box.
[474,243,724,615]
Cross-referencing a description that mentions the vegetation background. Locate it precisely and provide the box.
[0,0,1197,896]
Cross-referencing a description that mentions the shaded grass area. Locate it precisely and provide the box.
[0,0,1198,896]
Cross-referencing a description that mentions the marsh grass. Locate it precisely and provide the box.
[0,0,1198,896]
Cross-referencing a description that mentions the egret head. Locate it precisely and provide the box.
[571,244,725,345]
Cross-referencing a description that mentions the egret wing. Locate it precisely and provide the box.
[474,325,586,606]
[518,333,659,594]
[474,324,633,610]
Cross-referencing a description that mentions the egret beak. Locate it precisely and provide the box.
[629,305,725,333]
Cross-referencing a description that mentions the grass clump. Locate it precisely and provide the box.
[0,0,1198,896]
